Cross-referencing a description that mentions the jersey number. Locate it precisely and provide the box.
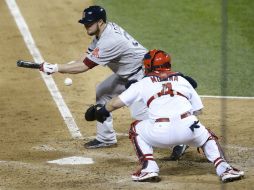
[112,23,139,47]
[123,31,139,47]
[161,83,173,95]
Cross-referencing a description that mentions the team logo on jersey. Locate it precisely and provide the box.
[92,48,100,58]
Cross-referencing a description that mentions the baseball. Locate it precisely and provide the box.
[64,77,72,86]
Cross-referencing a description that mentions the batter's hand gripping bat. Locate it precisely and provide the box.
[16,60,41,69]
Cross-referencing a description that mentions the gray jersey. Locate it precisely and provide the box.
[86,22,147,79]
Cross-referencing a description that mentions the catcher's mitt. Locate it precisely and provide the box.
[85,104,102,121]
[84,104,110,123]
[94,105,110,123]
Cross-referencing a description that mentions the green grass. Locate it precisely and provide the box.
[95,0,254,96]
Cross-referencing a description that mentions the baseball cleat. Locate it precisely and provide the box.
[132,171,161,182]
[231,167,244,176]
[220,167,244,183]
[168,144,189,161]
[84,139,117,149]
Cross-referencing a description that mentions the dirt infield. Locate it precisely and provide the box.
[0,1,253,189]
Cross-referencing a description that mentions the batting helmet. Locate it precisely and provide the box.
[143,49,171,74]
[78,5,106,25]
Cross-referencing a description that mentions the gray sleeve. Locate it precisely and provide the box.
[87,38,122,66]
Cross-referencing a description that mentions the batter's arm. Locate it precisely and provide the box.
[41,53,98,74]
[58,59,89,74]
[58,52,95,74]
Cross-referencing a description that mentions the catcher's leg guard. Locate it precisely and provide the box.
[129,120,143,162]
[129,121,159,172]
[201,129,225,159]
[129,120,153,164]
[201,129,235,176]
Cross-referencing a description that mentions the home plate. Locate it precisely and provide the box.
[47,156,94,165]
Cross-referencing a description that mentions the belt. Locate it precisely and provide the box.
[155,112,191,123]
[128,66,142,79]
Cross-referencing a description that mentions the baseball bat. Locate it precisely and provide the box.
[16,60,41,69]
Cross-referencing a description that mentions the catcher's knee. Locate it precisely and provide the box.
[206,129,219,141]
[200,129,226,160]
[129,120,149,163]
[129,120,140,139]
[200,129,219,148]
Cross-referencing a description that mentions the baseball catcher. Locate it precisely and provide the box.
[85,49,244,183]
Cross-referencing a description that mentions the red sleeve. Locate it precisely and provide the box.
[83,57,98,69]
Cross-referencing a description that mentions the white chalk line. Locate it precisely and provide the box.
[6,0,82,139]
[225,145,254,151]
[200,95,254,100]
[1,143,252,165]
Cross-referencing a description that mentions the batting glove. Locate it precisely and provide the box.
[40,62,58,75]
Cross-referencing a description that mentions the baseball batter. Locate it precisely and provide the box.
[91,49,244,182]
[40,5,147,147]
[40,5,188,158]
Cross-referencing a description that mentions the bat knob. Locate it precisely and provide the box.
[17,60,23,67]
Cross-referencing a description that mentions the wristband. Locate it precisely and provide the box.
[99,105,110,117]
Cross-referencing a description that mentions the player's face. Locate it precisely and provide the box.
[84,22,99,36]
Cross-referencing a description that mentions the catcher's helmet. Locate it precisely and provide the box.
[143,49,171,74]
[78,5,106,25]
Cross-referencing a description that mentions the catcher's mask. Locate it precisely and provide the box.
[143,49,171,75]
